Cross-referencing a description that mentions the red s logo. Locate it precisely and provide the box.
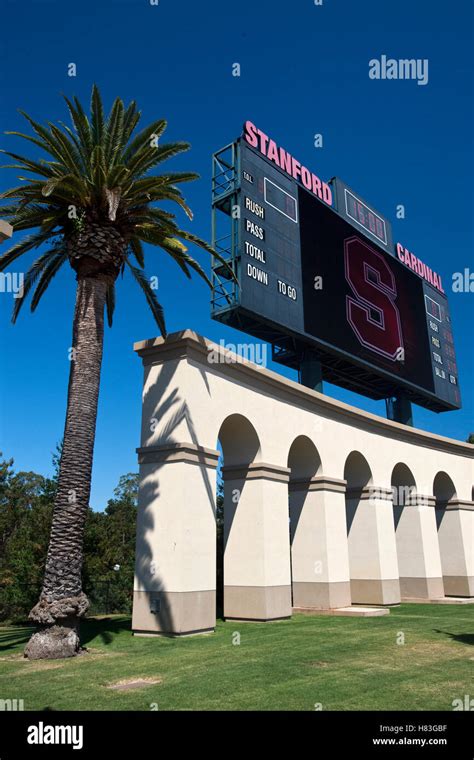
[344,237,404,361]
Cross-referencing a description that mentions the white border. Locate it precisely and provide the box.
[424,294,442,322]
[344,188,387,246]
[264,177,298,223]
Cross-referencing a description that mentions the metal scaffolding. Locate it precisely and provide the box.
[211,141,240,317]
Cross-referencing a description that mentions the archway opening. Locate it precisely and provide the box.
[344,451,396,604]
[287,436,322,606]
[391,463,417,530]
[390,463,429,600]
[432,471,469,597]
[344,451,372,535]
[433,472,457,528]
[216,414,261,619]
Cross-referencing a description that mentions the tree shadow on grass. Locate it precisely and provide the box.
[0,626,35,651]
[0,618,131,653]
[433,629,474,646]
[80,615,132,647]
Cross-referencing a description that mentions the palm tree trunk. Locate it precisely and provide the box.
[25,275,108,659]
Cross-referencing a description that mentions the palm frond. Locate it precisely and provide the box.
[30,252,68,312]
[18,111,70,168]
[12,246,66,323]
[160,237,213,288]
[123,119,166,162]
[48,123,83,176]
[122,101,141,147]
[90,145,107,194]
[126,141,190,181]
[63,95,93,161]
[126,260,166,336]
[104,98,125,168]
[58,121,87,171]
[90,84,105,146]
[179,230,237,281]
[129,238,145,267]
[106,281,115,326]
[0,203,28,217]
[0,84,229,325]
[4,130,59,159]
[0,149,58,178]
[106,164,130,188]
[0,231,54,272]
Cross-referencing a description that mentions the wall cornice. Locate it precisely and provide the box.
[134,330,474,459]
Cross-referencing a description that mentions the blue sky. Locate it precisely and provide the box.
[0,0,472,509]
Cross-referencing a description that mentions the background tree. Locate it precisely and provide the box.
[83,474,138,615]
[0,453,56,621]
[215,477,224,618]
[0,452,138,623]
[0,85,230,659]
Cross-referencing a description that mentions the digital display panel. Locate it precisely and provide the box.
[425,294,442,321]
[212,140,461,412]
[297,192,460,407]
[264,178,298,222]
[330,177,394,256]
[345,190,387,245]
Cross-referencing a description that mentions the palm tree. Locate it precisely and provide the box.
[0,85,230,659]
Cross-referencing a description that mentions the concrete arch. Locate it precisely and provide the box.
[391,463,417,510]
[289,436,350,610]
[344,450,400,605]
[391,463,443,600]
[433,471,472,596]
[391,462,417,487]
[433,471,457,505]
[287,435,322,480]
[219,413,291,621]
[218,413,261,466]
[216,414,262,621]
[344,450,373,490]
[344,449,373,539]
[218,413,262,557]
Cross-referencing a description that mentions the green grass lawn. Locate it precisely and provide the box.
[0,604,472,711]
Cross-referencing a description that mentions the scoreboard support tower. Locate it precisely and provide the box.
[299,349,323,393]
[386,395,413,426]
[210,142,240,315]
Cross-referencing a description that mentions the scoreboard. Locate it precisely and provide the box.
[211,127,461,413]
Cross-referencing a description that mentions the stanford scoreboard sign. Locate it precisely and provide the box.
[210,122,461,413]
